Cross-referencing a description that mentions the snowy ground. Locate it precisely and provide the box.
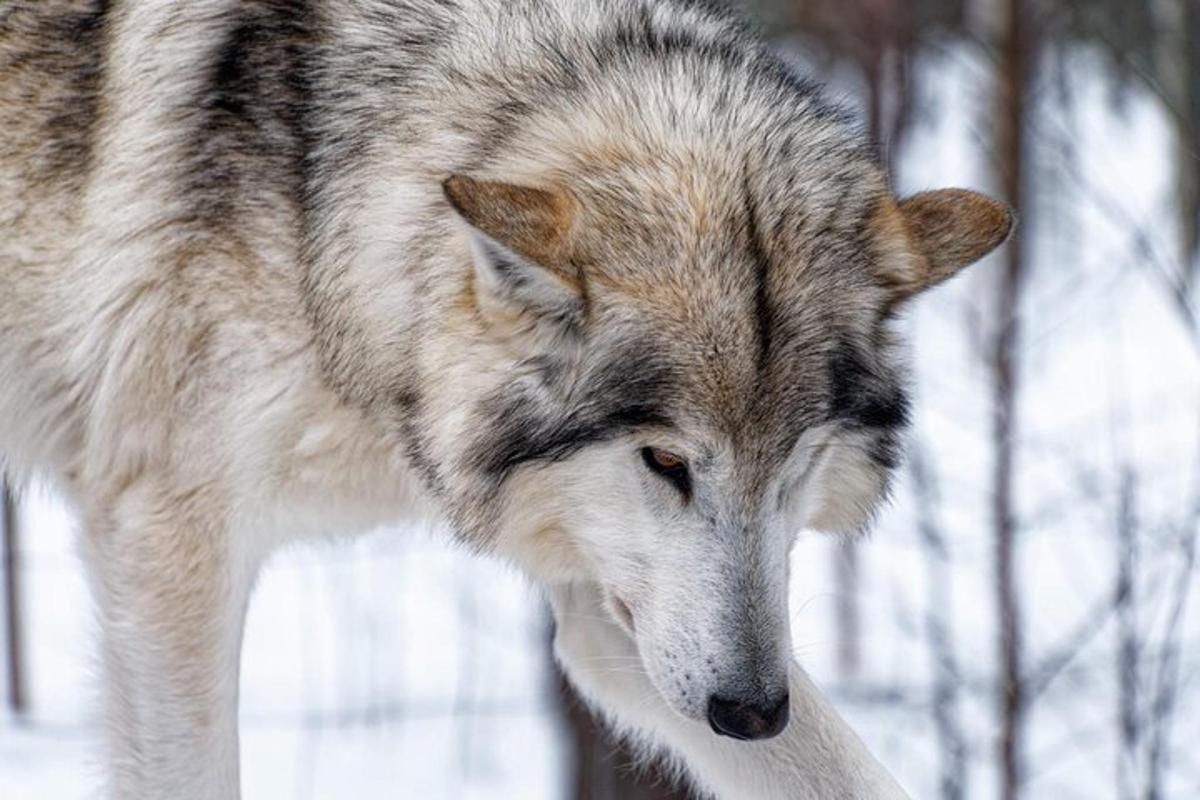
[3,43,1199,800]
[1,493,568,800]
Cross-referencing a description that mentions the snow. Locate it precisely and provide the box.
[1,490,567,800]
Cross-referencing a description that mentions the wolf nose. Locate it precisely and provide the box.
[706,692,790,740]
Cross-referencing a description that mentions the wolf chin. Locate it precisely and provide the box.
[0,1,1011,798]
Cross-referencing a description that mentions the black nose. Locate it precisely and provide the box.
[706,692,790,740]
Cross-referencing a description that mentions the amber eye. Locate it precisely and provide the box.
[646,448,683,470]
[640,447,691,497]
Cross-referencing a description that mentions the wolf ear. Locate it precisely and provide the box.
[443,175,584,331]
[875,189,1014,299]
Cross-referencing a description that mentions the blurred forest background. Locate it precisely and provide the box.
[2,1,1198,799]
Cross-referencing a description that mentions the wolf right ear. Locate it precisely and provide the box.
[443,175,585,333]
[874,189,1014,299]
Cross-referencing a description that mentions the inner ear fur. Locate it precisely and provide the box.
[873,188,1015,298]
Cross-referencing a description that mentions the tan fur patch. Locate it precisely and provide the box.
[871,189,1013,298]
[443,175,580,285]
[900,189,1014,291]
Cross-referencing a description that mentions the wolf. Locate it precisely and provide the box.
[0,0,1011,797]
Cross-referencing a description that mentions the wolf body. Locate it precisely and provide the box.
[0,1,1010,797]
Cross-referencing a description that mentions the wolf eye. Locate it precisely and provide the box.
[640,447,691,497]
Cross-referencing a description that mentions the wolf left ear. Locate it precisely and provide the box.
[443,174,584,331]
[875,189,1014,299]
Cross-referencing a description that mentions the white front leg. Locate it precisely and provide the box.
[549,582,910,800]
[81,479,256,800]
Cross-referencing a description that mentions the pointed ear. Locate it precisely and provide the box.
[874,189,1014,299]
[443,175,584,330]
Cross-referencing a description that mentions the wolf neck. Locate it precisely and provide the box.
[664,668,909,799]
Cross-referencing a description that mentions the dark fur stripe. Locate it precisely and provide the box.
[394,387,448,498]
[184,0,315,228]
[827,340,910,431]
[470,343,675,480]
[6,0,111,183]
[743,175,774,371]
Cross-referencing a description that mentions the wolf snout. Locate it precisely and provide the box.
[706,691,790,741]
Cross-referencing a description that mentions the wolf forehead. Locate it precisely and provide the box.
[459,141,909,480]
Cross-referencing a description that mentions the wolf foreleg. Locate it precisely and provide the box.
[549,582,909,800]
[81,479,256,800]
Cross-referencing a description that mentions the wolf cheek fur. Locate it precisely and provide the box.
[0,1,1010,798]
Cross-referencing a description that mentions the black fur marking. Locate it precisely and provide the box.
[583,7,752,86]
[184,1,316,231]
[827,340,910,431]
[869,430,903,471]
[469,343,676,482]
[12,0,111,182]
[609,4,707,61]
[393,386,448,498]
[604,27,744,75]
[742,175,774,372]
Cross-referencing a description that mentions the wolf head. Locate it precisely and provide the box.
[303,4,1010,740]
[437,152,1009,736]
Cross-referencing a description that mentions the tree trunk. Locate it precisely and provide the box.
[992,1,1033,797]
[1152,0,1200,293]
[1114,469,1139,800]
[1162,0,1200,291]
[558,671,694,800]
[911,445,967,800]
[1187,0,1200,290]
[1,480,24,718]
